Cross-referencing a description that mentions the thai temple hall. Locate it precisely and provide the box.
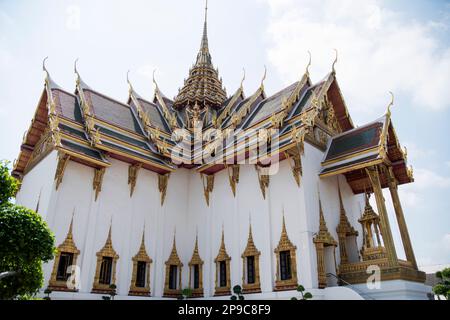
[12,2,430,300]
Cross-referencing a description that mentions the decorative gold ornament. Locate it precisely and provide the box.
[241,221,261,294]
[284,149,302,187]
[358,193,386,261]
[54,152,70,190]
[226,164,239,197]
[313,194,337,288]
[163,233,183,298]
[92,224,119,294]
[158,173,170,206]
[188,234,204,298]
[335,181,358,265]
[48,214,80,292]
[255,165,270,199]
[274,215,298,291]
[200,173,214,206]
[92,168,105,201]
[173,3,227,109]
[129,230,152,296]
[26,128,54,172]
[214,228,231,296]
[128,163,142,197]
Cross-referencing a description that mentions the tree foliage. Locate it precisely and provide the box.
[291,285,313,300]
[433,268,450,300]
[0,161,19,205]
[0,161,55,299]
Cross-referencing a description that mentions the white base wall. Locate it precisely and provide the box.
[15,142,424,300]
[351,280,432,300]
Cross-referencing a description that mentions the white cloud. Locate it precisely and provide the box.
[413,168,450,189]
[418,234,450,272]
[137,64,161,81]
[263,0,450,118]
[403,142,436,162]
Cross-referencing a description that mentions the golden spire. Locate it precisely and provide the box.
[242,214,260,257]
[139,226,146,250]
[174,0,227,109]
[200,0,209,56]
[314,192,337,245]
[318,193,327,232]
[66,209,75,241]
[215,225,230,262]
[189,229,203,265]
[275,212,296,252]
[56,209,80,257]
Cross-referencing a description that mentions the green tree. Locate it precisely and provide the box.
[433,268,450,300]
[230,285,245,300]
[0,161,55,299]
[0,160,19,205]
[291,285,313,300]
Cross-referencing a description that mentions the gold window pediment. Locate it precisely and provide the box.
[92,225,119,294]
[188,235,204,297]
[241,223,261,294]
[163,234,183,298]
[214,229,231,296]
[129,232,152,296]
[48,216,80,292]
[274,215,298,291]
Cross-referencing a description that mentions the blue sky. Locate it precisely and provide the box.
[0,0,449,271]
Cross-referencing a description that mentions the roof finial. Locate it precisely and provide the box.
[306,51,312,76]
[332,49,338,74]
[127,70,134,93]
[387,91,394,116]
[74,58,81,84]
[240,68,246,89]
[42,56,49,77]
[260,65,267,88]
[152,69,159,91]
[200,0,209,54]
[74,58,79,75]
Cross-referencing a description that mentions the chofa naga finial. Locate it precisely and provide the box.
[387,91,394,116]
[332,49,338,74]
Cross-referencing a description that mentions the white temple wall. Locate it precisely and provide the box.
[15,150,58,220]
[15,142,368,299]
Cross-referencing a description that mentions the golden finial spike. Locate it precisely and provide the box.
[42,56,49,74]
[332,49,338,74]
[35,189,42,213]
[127,70,134,93]
[74,58,79,75]
[337,178,345,211]
[68,208,75,238]
[74,58,81,85]
[240,68,246,89]
[152,69,159,91]
[260,65,267,88]
[387,91,394,116]
[306,51,312,75]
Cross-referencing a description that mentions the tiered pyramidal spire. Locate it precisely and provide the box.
[174,0,227,109]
